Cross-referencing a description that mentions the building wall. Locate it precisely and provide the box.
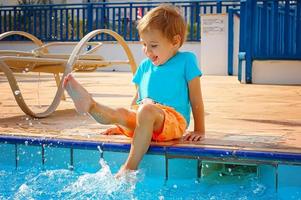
[201,14,229,75]
[252,60,301,85]
[0,41,202,72]
[0,0,19,6]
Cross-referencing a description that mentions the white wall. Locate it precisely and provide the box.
[0,41,202,72]
[0,0,18,6]
[0,0,68,6]
[95,42,202,72]
[2,41,301,85]
[200,14,228,75]
[233,13,240,76]
[252,60,301,85]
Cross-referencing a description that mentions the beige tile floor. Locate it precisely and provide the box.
[0,71,301,155]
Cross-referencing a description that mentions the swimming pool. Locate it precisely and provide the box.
[1,136,301,200]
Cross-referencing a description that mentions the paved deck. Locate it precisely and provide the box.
[0,71,301,157]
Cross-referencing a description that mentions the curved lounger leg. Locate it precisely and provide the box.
[0,60,40,117]
[0,31,66,102]
[33,29,138,118]
[0,31,56,117]
[64,29,137,75]
[0,31,45,50]
[0,58,66,118]
[0,30,137,118]
[0,31,65,118]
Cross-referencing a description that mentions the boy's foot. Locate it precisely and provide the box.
[63,74,93,114]
[115,166,126,179]
[115,166,138,183]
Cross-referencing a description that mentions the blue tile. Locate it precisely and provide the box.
[17,144,42,168]
[278,164,301,187]
[73,149,101,172]
[103,151,128,173]
[167,158,198,180]
[44,146,70,169]
[0,143,15,168]
[257,164,276,188]
[140,154,165,177]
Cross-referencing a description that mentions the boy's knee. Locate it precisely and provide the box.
[137,104,159,120]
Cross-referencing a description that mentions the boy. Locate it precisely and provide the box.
[63,4,205,176]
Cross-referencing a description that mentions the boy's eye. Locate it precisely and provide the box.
[151,45,158,48]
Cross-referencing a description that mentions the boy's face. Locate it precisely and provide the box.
[140,29,179,66]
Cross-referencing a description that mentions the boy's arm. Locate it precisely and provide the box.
[183,77,205,141]
[130,89,139,108]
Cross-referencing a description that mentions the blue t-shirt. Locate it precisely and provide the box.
[133,51,202,125]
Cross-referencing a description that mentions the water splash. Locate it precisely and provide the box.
[13,169,74,199]
[7,159,139,199]
[14,184,35,200]
[61,159,139,199]
[97,145,103,154]
[252,183,266,195]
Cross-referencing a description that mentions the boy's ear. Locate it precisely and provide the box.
[172,35,181,47]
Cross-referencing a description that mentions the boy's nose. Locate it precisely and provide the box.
[144,47,152,56]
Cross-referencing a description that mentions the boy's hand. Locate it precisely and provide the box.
[183,131,204,141]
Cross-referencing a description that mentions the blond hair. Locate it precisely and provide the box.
[137,4,187,47]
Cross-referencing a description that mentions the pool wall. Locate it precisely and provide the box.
[1,135,301,191]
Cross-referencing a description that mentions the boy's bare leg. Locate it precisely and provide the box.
[117,104,165,176]
[63,74,92,114]
[63,74,136,129]
[64,74,165,175]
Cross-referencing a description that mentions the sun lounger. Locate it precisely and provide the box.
[0,29,137,118]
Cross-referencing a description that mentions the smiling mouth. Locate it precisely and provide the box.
[152,56,158,63]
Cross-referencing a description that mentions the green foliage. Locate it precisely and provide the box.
[187,23,199,41]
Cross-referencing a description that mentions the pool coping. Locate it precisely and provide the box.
[1,135,301,166]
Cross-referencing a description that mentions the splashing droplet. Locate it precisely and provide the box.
[97,145,103,154]
[14,90,21,96]
[159,195,164,200]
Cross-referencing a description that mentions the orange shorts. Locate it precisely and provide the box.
[117,104,187,142]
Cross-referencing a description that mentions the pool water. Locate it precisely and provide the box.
[1,143,301,200]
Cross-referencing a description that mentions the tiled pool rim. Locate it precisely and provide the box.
[1,135,301,166]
